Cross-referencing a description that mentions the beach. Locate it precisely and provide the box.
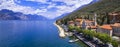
[54,23,66,37]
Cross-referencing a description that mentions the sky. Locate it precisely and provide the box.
[0,0,93,19]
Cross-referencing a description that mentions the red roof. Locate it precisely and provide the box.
[101,25,112,30]
[68,21,74,24]
[75,19,82,22]
[109,12,120,16]
[111,23,120,27]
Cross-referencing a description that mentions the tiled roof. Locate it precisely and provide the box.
[109,13,119,16]
[75,19,82,22]
[109,12,120,16]
[111,23,120,27]
[68,21,74,24]
[85,20,94,23]
[88,26,97,29]
[68,21,74,22]
[100,25,112,30]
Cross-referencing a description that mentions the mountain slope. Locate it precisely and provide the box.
[0,9,48,20]
[60,0,120,25]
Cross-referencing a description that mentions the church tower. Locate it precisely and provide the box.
[93,13,97,26]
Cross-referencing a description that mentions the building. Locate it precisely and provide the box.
[81,19,96,29]
[96,25,113,36]
[88,26,97,31]
[74,18,83,27]
[111,23,120,37]
[81,13,97,29]
[109,11,120,23]
[68,21,75,26]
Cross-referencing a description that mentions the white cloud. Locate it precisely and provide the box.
[25,0,48,3]
[0,0,93,19]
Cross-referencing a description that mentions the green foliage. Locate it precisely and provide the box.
[74,27,82,32]
[111,40,119,47]
[82,30,96,39]
[78,0,120,13]
[68,25,75,31]
[60,0,120,25]
[71,26,112,43]
[96,33,112,43]
[67,26,118,46]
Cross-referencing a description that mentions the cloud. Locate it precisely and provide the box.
[0,0,93,19]
[25,0,48,3]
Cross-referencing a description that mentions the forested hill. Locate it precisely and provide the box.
[59,0,120,25]
[78,0,120,13]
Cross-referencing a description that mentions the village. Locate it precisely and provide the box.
[56,12,120,47]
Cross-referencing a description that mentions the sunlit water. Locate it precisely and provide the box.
[0,21,86,47]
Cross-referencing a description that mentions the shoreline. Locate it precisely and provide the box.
[54,23,66,37]
[54,22,92,47]
[74,34,95,47]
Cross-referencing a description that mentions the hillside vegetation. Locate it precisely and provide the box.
[60,0,120,25]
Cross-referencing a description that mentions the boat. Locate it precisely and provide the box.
[68,39,79,43]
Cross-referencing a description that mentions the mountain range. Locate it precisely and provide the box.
[0,9,48,20]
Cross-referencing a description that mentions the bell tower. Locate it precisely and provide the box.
[94,13,97,26]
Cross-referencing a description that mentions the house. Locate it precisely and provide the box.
[96,25,113,36]
[81,13,97,29]
[109,11,120,23]
[111,23,120,37]
[81,19,96,29]
[88,26,97,31]
[68,21,75,26]
[74,18,83,27]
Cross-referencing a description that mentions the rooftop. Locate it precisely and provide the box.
[68,21,74,24]
[111,23,120,27]
[100,25,112,30]
[109,12,120,16]
[85,20,94,24]
[75,18,82,22]
[89,26,97,29]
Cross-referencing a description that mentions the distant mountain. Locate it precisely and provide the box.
[54,13,70,20]
[0,9,48,20]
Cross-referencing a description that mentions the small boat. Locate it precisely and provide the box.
[69,39,79,43]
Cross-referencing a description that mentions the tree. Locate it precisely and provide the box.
[82,30,96,40]
[97,33,112,43]
[68,25,75,31]
[111,40,119,47]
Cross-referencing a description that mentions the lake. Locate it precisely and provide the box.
[0,21,87,47]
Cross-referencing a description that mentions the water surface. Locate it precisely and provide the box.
[0,21,86,47]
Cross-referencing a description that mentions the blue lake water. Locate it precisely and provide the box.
[0,21,85,47]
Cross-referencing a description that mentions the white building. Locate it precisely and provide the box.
[97,25,113,36]
[111,23,120,37]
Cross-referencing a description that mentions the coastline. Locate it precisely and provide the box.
[54,22,92,47]
[54,22,66,37]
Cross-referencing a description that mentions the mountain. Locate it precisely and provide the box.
[54,13,70,20]
[0,9,48,20]
[59,0,120,25]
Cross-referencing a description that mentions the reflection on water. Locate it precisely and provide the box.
[0,21,83,47]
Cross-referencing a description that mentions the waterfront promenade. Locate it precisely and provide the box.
[74,34,96,47]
